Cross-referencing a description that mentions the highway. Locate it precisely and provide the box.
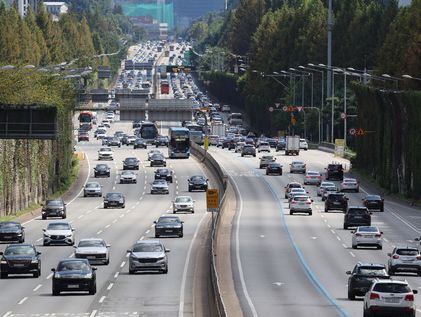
[208,146,421,317]
[0,112,213,317]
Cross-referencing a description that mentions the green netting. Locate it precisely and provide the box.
[122,3,174,31]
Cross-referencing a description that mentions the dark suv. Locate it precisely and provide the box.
[325,164,344,181]
[41,199,66,220]
[343,206,371,229]
[324,193,348,212]
[346,263,389,300]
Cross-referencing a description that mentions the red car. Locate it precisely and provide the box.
[78,132,89,142]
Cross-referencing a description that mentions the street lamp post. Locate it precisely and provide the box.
[305,64,325,140]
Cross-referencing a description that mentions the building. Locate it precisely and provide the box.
[43,2,68,20]
[14,0,37,17]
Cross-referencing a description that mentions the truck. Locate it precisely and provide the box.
[285,135,300,155]
[211,124,226,137]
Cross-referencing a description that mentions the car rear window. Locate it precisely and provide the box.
[349,209,367,215]
[358,227,378,232]
[294,196,309,202]
[373,283,411,293]
[358,268,387,276]
[329,194,344,199]
[396,249,419,256]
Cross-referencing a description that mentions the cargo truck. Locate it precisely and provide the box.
[211,124,226,137]
[285,135,300,155]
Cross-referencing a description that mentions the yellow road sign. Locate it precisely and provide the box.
[206,189,219,210]
[204,135,209,151]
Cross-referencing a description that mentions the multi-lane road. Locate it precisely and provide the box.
[0,113,214,317]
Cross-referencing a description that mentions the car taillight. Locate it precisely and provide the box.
[404,294,414,301]
[370,293,380,300]
[317,176,321,179]
[306,201,311,204]
[392,255,399,259]
[306,176,310,178]
[375,234,382,237]
[417,256,421,260]
[355,233,362,237]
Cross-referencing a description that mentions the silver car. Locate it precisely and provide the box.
[98,147,113,160]
[173,196,195,213]
[340,178,360,192]
[151,179,169,194]
[317,181,335,196]
[289,195,313,215]
[128,240,169,274]
[388,246,421,276]
[290,161,306,173]
[120,171,137,184]
[322,186,338,201]
[83,182,102,197]
[74,238,110,265]
[288,188,308,201]
[259,155,276,169]
[43,222,75,246]
[351,226,383,249]
[304,171,322,185]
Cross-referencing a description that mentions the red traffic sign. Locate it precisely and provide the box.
[340,112,347,119]
[349,128,356,135]
[268,106,274,112]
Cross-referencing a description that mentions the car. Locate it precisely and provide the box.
[351,226,383,249]
[388,246,421,276]
[276,139,286,151]
[208,135,219,146]
[324,193,348,212]
[363,279,417,317]
[94,163,110,177]
[123,135,137,146]
[257,141,271,152]
[290,161,306,173]
[52,259,96,295]
[222,105,231,112]
[325,163,343,181]
[0,244,41,278]
[289,195,313,215]
[108,137,121,147]
[241,144,256,157]
[340,178,359,192]
[288,188,308,201]
[322,186,339,201]
[102,136,112,146]
[120,171,137,184]
[150,153,166,167]
[343,206,371,229]
[0,221,25,243]
[188,175,208,192]
[222,137,233,149]
[98,147,113,160]
[154,168,173,183]
[317,181,336,196]
[103,192,125,208]
[41,199,67,219]
[173,196,194,213]
[123,157,140,170]
[132,120,141,129]
[148,150,162,161]
[304,171,322,185]
[154,216,184,238]
[78,132,89,142]
[134,138,147,149]
[83,181,102,197]
[74,238,110,265]
[43,222,75,246]
[267,138,278,148]
[150,178,169,194]
[284,182,303,199]
[127,239,169,274]
[363,195,384,212]
[346,263,389,300]
[94,128,106,138]
[299,138,308,150]
[155,136,169,147]
[101,120,111,128]
[266,162,283,175]
[235,141,245,153]
[259,155,276,169]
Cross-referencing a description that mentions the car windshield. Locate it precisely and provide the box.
[47,223,70,230]
[149,150,161,155]
[358,227,378,232]
[321,183,335,187]
[191,176,204,181]
[0,222,20,229]
[58,261,90,271]
[344,179,356,183]
[96,165,107,169]
[329,194,344,199]
[158,217,180,224]
[45,200,63,207]
[85,183,99,188]
[289,183,301,188]
[366,195,381,200]
[78,240,105,248]
[122,171,134,176]
[262,156,273,160]
[100,148,111,152]
[157,169,169,174]
[175,197,192,203]
[151,154,163,159]
[326,187,337,192]
[133,243,163,253]
[373,283,411,293]
[106,193,122,199]
[328,164,342,170]
[4,246,35,256]
[125,158,137,162]
[291,188,306,193]
[307,172,320,176]
[396,249,419,256]
[358,267,387,276]
[349,209,367,215]
[292,161,304,165]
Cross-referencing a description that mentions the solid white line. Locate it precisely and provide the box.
[2,312,12,317]
[114,272,119,279]
[178,208,209,317]
[89,310,97,317]
[33,284,42,292]
[383,237,389,242]
[99,296,106,303]
[120,214,124,218]
[107,283,114,290]
[140,236,144,240]
[46,273,53,279]
[18,297,28,305]
[120,261,126,268]
[327,224,331,228]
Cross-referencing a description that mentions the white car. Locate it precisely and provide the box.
[258,141,271,152]
[351,226,383,249]
[74,238,110,265]
[289,195,313,215]
[222,105,231,112]
[151,179,169,194]
[299,138,308,150]
[120,171,137,184]
[340,178,360,192]
[317,181,336,196]
[43,222,75,246]
[98,147,114,160]
[96,131,107,140]
[235,141,245,153]
[288,188,308,201]
[173,196,195,213]
[101,120,111,128]
[148,149,162,161]
[363,279,417,317]
[208,135,219,146]
[303,171,322,185]
[290,161,306,173]
[284,182,303,199]
[388,246,421,276]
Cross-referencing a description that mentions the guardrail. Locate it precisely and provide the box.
[190,142,228,317]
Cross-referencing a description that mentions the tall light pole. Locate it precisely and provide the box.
[327,0,333,128]
[304,64,324,140]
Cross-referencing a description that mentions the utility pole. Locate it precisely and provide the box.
[327,0,333,143]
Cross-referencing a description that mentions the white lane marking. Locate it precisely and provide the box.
[330,229,335,234]
[69,253,75,258]
[78,215,84,219]
[36,238,42,242]
[99,296,106,303]
[349,252,356,257]
[47,273,53,279]
[33,284,42,292]
[126,252,130,257]
[150,224,155,228]
[383,237,389,242]
[327,224,331,228]
[140,236,144,240]
[112,186,116,190]
[342,243,348,248]
[178,208,209,317]
[18,297,28,305]
[120,214,124,218]
[120,261,126,268]
[145,230,150,234]
[336,236,341,241]
[112,219,117,224]
[89,310,97,317]
[2,312,12,317]
[97,230,103,235]
[114,272,119,279]
[107,283,114,290]
[105,224,111,229]
[260,235,265,238]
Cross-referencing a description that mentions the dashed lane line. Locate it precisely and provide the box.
[107,283,114,291]
[33,284,42,292]
[17,297,28,305]
[46,273,53,279]
[114,272,119,279]
[120,261,126,268]
[99,296,106,303]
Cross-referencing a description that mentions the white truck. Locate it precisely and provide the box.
[285,135,300,155]
[211,124,226,137]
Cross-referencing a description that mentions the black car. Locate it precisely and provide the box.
[267,138,278,148]
[155,136,169,147]
[52,259,96,295]
[132,120,141,129]
[325,164,344,181]
[344,206,371,229]
[0,221,25,243]
[222,138,233,149]
[347,263,389,300]
[123,157,140,170]
[155,168,173,183]
[154,216,184,238]
[362,195,384,212]
[134,138,147,149]
[276,139,286,151]
[0,244,41,278]
[41,199,66,220]
[324,193,348,212]
[104,192,125,209]
[188,175,208,192]
[266,162,283,175]
[108,137,121,147]
[150,154,166,167]
[94,164,110,177]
